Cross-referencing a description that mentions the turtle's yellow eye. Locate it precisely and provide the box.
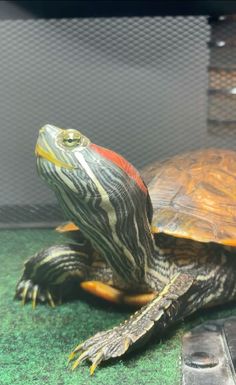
[61,130,82,148]
[63,137,81,148]
[57,129,90,150]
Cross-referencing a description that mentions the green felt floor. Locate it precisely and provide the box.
[1,229,236,385]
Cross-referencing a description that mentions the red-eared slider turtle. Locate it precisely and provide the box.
[16,124,236,374]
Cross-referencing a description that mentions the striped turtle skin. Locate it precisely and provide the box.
[15,124,236,375]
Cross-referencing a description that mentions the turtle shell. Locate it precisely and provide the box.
[142,148,236,246]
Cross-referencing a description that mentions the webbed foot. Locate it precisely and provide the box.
[14,243,93,309]
[68,273,195,375]
[69,326,133,375]
[15,279,56,308]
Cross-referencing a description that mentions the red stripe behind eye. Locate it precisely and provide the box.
[90,144,147,194]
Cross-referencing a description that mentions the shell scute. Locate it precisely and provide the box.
[143,149,236,246]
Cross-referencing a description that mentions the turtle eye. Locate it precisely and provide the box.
[62,137,81,148]
[61,130,82,148]
[57,128,90,150]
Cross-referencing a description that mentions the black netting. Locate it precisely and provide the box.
[0,16,234,227]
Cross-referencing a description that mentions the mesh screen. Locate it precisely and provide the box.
[208,16,236,135]
[0,16,233,227]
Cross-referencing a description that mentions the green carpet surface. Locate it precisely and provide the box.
[1,229,236,385]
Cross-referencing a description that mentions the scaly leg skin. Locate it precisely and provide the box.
[15,238,113,308]
[69,273,195,375]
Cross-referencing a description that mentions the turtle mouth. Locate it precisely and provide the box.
[35,144,75,170]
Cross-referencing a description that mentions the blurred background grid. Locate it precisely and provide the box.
[0,15,235,227]
[208,16,236,134]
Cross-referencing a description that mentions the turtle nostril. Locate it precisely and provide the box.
[39,127,45,134]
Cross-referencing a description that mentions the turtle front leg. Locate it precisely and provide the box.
[15,240,112,308]
[69,272,195,374]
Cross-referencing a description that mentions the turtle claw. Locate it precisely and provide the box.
[32,284,39,309]
[46,290,56,308]
[71,351,90,371]
[68,343,83,363]
[20,280,31,306]
[90,352,104,376]
[68,327,133,374]
[15,279,56,308]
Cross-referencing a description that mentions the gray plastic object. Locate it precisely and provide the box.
[182,317,236,385]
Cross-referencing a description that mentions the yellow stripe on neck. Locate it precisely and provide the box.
[35,144,74,170]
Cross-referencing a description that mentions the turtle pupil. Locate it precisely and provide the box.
[60,132,83,148]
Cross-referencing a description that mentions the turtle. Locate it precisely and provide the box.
[15,124,236,375]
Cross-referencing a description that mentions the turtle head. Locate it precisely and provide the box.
[36,124,148,199]
[36,124,154,285]
[35,124,90,173]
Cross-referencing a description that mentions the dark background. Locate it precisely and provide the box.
[3,1,236,19]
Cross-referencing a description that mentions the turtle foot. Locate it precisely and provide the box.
[68,326,132,375]
[15,279,56,309]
